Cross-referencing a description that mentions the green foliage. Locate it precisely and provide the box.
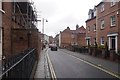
[117,50,120,55]
[98,45,105,49]
[98,42,108,50]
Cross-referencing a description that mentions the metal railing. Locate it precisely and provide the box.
[72,46,89,53]
[0,48,37,79]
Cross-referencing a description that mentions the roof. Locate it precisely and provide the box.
[96,1,103,7]
[61,26,86,35]
[86,16,96,23]
[88,9,94,15]
[71,26,86,34]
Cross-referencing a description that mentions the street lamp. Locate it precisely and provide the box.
[42,18,48,49]
[35,17,48,50]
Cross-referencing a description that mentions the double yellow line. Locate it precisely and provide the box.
[46,50,57,80]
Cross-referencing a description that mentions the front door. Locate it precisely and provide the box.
[111,36,115,50]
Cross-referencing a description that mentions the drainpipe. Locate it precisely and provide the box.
[96,6,98,45]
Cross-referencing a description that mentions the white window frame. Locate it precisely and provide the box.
[110,15,116,26]
[101,4,104,12]
[101,20,105,29]
[93,24,96,31]
[88,26,90,33]
[87,39,91,46]
[111,0,116,6]
[100,37,104,45]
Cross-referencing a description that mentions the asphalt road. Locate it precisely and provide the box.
[47,48,117,78]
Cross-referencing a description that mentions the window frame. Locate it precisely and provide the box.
[93,24,96,31]
[100,19,105,29]
[100,37,104,45]
[110,0,116,6]
[110,15,116,27]
[101,4,104,12]
[88,26,90,32]
[94,38,96,45]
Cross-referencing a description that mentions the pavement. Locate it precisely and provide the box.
[34,48,50,79]
[34,48,119,78]
[61,49,120,75]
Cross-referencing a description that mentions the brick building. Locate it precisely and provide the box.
[2,1,41,59]
[59,27,72,48]
[59,25,86,48]
[86,7,97,46]
[75,26,86,47]
[86,1,120,53]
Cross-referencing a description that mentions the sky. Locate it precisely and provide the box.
[34,0,102,37]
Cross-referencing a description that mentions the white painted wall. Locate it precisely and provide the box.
[44,34,49,44]
[59,33,61,47]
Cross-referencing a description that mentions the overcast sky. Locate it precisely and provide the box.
[34,0,102,37]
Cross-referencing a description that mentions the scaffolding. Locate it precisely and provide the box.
[12,0,37,29]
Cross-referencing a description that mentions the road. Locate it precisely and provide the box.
[47,48,118,78]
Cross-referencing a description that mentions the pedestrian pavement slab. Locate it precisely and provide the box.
[34,48,50,78]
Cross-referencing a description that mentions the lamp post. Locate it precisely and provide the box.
[42,18,48,49]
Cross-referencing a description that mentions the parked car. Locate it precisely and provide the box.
[50,44,57,51]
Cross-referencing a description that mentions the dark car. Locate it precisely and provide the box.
[50,44,57,51]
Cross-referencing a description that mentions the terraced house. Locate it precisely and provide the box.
[86,1,120,53]
[59,25,86,48]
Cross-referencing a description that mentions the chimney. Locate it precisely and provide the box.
[76,24,79,30]
[67,27,70,30]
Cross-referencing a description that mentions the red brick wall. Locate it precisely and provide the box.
[97,2,119,46]
[2,2,13,58]
[2,2,41,59]
[61,31,72,48]
[86,18,96,45]
[77,33,86,47]
[11,29,40,58]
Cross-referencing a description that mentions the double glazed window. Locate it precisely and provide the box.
[100,37,104,45]
[101,20,105,29]
[111,0,116,6]
[88,26,90,32]
[110,15,116,26]
[93,24,96,31]
[101,4,104,12]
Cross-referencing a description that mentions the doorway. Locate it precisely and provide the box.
[111,36,115,50]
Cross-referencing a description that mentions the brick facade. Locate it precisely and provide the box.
[86,1,120,52]
[2,2,41,59]
[97,2,120,52]
[60,28,72,48]
[59,26,86,48]
[86,17,96,46]
[2,2,13,58]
